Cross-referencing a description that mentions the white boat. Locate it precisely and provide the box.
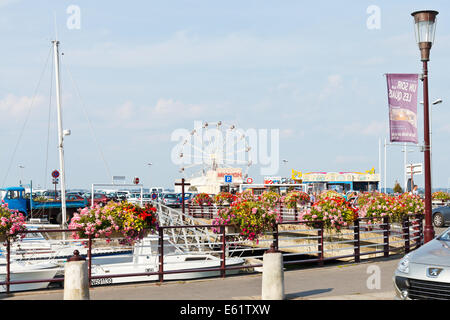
[0,261,60,293]
[90,235,245,286]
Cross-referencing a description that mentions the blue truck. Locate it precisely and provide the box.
[0,186,88,224]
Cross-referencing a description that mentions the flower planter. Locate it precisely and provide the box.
[225,224,241,235]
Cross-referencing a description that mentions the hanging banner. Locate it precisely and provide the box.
[386,73,419,144]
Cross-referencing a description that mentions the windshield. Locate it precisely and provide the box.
[165,194,177,199]
[438,229,450,241]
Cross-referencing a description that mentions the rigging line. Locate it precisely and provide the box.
[62,59,112,180]
[1,46,53,188]
[44,52,55,190]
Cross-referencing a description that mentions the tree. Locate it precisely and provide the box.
[393,182,403,194]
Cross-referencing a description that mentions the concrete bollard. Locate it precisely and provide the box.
[261,245,285,300]
[64,250,90,300]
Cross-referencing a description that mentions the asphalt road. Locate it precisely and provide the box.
[1,255,403,300]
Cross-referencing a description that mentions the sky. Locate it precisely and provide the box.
[0,0,450,190]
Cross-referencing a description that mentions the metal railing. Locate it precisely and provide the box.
[186,203,310,222]
[0,214,424,294]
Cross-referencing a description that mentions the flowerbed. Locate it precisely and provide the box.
[0,203,27,242]
[432,191,450,201]
[212,198,280,242]
[357,192,424,223]
[317,190,344,201]
[283,191,310,209]
[239,189,257,201]
[214,192,236,206]
[299,196,357,231]
[259,191,281,208]
[193,193,212,206]
[69,202,158,245]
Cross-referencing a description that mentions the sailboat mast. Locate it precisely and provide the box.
[52,40,67,228]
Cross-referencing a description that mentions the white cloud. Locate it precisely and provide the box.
[341,120,388,137]
[66,31,308,69]
[114,101,134,119]
[0,94,44,118]
[318,75,343,101]
[106,98,214,129]
[153,98,205,116]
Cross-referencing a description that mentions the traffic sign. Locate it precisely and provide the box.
[224,175,233,183]
[151,193,158,200]
[51,170,60,179]
[406,163,423,175]
[264,176,281,184]
[133,177,140,185]
[246,177,254,184]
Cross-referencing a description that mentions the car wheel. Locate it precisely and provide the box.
[433,212,445,227]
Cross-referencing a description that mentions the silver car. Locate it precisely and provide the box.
[393,227,450,300]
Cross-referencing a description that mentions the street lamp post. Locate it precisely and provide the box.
[420,98,442,192]
[18,165,25,186]
[147,162,152,190]
[411,10,438,243]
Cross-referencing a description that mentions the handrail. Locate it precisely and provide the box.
[0,214,424,294]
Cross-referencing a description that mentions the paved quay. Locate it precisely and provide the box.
[1,255,401,300]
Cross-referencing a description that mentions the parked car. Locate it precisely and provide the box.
[432,205,450,227]
[126,193,141,204]
[126,193,153,205]
[161,193,181,208]
[393,227,450,300]
[177,193,195,205]
[66,194,85,201]
[105,192,119,202]
[42,190,61,200]
[83,193,109,207]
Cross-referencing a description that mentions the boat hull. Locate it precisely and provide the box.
[0,264,59,293]
[90,257,245,286]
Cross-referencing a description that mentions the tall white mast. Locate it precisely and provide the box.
[52,40,67,228]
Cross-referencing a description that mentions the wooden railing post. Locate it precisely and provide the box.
[159,226,164,283]
[88,234,92,287]
[354,219,360,263]
[403,217,410,254]
[272,224,279,251]
[318,222,324,267]
[383,216,390,258]
[6,237,10,294]
[220,225,226,278]
[418,214,424,247]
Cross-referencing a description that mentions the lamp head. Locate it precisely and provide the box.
[411,10,439,61]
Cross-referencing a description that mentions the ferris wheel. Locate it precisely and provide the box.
[176,121,253,179]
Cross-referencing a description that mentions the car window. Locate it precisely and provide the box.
[165,194,176,198]
[7,190,20,199]
[438,229,450,241]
